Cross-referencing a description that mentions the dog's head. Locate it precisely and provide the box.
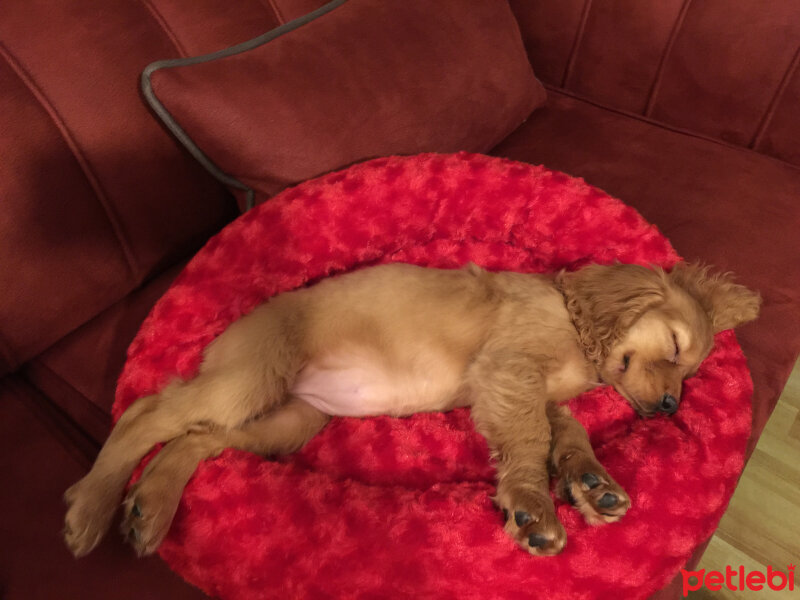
[558,263,760,416]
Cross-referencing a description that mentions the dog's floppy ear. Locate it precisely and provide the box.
[668,263,761,333]
[558,263,667,364]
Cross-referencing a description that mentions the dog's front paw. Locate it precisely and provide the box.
[496,486,566,556]
[63,478,117,557]
[557,454,630,525]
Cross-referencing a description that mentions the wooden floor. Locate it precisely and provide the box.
[688,358,800,599]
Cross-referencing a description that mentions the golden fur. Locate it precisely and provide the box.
[63,262,760,558]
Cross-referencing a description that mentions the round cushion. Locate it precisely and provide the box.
[115,153,752,600]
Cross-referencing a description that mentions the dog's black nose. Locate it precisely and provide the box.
[658,394,679,415]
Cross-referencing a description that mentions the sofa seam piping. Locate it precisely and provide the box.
[751,46,800,151]
[561,0,592,88]
[543,84,800,174]
[140,0,190,58]
[6,375,101,464]
[644,0,692,117]
[0,43,138,279]
[264,0,287,25]
[23,359,112,429]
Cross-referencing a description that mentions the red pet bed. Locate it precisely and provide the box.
[115,153,752,599]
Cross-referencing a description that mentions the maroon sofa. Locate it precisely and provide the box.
[1,1,798,598]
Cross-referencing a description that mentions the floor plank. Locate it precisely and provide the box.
[688,358,800,598]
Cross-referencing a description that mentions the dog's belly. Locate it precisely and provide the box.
[291,350,464,417]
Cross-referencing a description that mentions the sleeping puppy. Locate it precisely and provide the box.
[63,262,760,558]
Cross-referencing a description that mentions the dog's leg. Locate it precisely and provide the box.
[63,392,191,557]
[64,299,306,557]
[63,376,269,558]
[547,402,630,524]
[467,349,567,556]
[120,398,329,556]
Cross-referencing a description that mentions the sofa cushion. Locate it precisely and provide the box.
[141,0,328,57]
[0,0,239,376]
[492,89,800,457]
[143,0,545,208]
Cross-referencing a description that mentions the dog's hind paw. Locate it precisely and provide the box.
[63,478,117,558]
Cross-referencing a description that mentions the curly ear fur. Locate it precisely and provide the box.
[556,264,668,364]
[668,263,761,333]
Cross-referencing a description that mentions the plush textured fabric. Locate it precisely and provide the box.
[147,0,545,205]
[114,153,752,599]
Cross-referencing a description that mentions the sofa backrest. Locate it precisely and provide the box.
[509,0,800,167]
[0,0,329,376]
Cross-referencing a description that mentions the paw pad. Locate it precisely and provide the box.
[496,490,567,556]
[528,533,548,548]
[597,493,618,509]
[514,510,532,527]
[558,459,631,526]
[581,473,600,489]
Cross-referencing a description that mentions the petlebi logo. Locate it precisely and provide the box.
[681,564,795,596]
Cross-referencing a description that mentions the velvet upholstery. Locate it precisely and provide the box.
[0,378,206,600]
[146,0,545,202]
[0,0,334,375]
[23,265,185,443]
[507,0,800,165]
[143,0,285,57]
[0,0,798,598]
[0,0,237,376]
